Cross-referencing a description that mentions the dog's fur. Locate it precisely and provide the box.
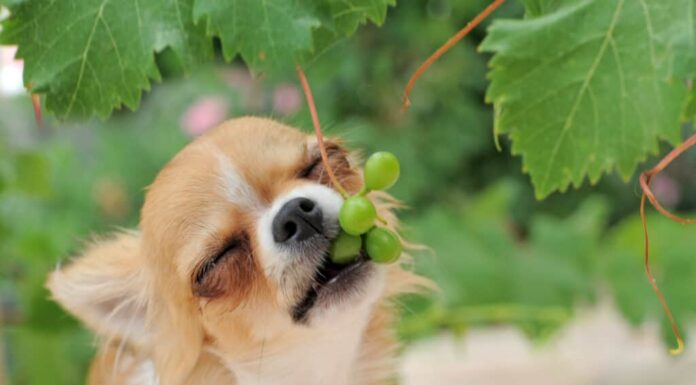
[47,117,427,385]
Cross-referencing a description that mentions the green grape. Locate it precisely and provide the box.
[329,231,362,265]
[364,152,400,191]
[365,227,401,264]
[339,196,376,235]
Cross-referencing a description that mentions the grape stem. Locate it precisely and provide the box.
[401,0,505,111]
[639,133,696,356]
[296,64,348,197]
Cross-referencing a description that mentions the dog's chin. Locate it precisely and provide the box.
[291,250,377,323]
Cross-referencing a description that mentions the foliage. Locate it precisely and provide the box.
[1,0,693,197]
[400,181,696,345]
[0,0,393,118]
[481,0,694,198]
[399,182,604,339]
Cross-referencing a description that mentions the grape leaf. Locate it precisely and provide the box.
[1,0,394,118]
[307,0,395,69]
[481,0,692,199]
[672,0,696,79]
[0,0,211,119]
[193,0,319,72]
[520,0,562,17]
[192,0,394,72]
[325,0,395,35]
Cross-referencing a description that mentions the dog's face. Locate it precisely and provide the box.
[142,117,385,330]
[48,118,396,384]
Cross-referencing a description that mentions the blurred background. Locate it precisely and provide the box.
[1,1,696,384]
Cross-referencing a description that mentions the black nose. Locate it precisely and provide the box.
[272,197,324,243]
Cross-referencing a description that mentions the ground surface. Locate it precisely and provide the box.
[400,301,696,385]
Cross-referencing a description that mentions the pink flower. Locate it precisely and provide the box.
[181,97,229,137]
[219,66,266,112]
[651,173,680,208]
[272,83,301,116]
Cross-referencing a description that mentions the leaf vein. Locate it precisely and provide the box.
[538,0,625,192]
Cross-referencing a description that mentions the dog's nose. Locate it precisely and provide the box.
[272,197,324,243]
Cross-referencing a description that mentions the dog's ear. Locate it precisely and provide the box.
[47,232,149,342]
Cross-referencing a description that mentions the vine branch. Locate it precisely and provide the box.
[401,0,505,111]
[296,64,348,196]
[639,133,696,356]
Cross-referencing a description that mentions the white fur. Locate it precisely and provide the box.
[129,360,158,385]
[220,290,378,385]
[211,144,263,210]
[176,146,262,278]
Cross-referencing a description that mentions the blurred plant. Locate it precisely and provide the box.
[399,181,607,341]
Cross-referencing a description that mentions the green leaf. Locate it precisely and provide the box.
[672,1,696,79]
[193,0,320,72]
[307,0,395,57]
[325,0,395,35]
[0,0,212,119]
[1,0,396,118]
[519,0,562,17]
[481,0,692,198]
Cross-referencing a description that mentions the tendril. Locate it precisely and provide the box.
[401,0,505,111]
[296,64,348,197]
[639,133,696,356]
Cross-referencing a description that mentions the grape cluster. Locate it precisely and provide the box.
[330,152,402,264]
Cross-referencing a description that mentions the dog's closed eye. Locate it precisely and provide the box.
[298,157,323,179]
[196,240,239,284]
[299,144,352,184]
[193,234,253,298]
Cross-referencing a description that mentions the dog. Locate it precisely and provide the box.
[47,117,428,385]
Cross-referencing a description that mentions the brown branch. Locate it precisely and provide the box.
[401,0,506,111]
[295,64,348,196]
[639,133,696,355]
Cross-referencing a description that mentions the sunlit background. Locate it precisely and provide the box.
[1,1,696,384]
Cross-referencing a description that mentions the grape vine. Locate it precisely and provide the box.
[639,134,696,355]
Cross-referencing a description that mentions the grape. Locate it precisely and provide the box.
[329,231,362,264]
[339,196,376,235]
[364,152,400,191]
[365,227,401,264]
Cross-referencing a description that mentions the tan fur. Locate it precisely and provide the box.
[47,117,430,385]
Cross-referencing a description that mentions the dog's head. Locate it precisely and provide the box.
[48,118,410,384]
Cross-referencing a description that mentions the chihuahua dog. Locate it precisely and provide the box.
[48,117,427,385]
